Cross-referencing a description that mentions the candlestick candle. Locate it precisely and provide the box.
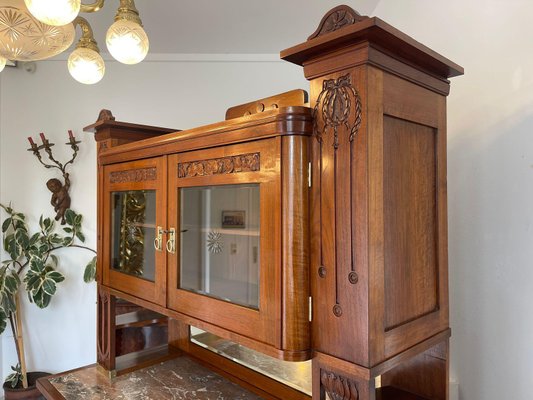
[39,132,46,142]
[68,130,74,139]
[28,137,35,146]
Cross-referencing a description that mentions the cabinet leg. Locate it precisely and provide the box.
[97,285,116,372]
[168,318,190,353]
[381,339,449,400]
[313,355,375,400]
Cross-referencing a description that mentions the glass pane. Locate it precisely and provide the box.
[190,327,311,395]
[111,190,156,282]
[180,184,260,309]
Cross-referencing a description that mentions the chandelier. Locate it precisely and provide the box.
[0,0,149,84]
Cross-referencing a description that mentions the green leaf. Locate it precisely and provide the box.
[4,275,19,293]
[76,231,86,243]
[34,290,52,309]
[15,229,29,249]
[2,218,12,233]
[42,279,56,296]
[29,233,40,246]
[63,237,73,247]
[83,256,97,283]
[75,214,82,224]
[0,310,7,335]
[49,234,63,245]
[46,271,65,283]
[63,227,73,234]
[50,254,59,267]
[65,209,75,226]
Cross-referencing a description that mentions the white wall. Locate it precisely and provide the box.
[0,56,307,377]
[373,1,533,399]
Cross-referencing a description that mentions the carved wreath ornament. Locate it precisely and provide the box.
[313,73,362,149]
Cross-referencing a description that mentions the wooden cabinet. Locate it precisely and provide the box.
[102,157,167,306]
[88,100,313,365]
[86,6,463,400]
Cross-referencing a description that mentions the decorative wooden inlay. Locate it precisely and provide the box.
[308,5,368,40]
[109,167,157,184]
[321,371,359,400]
[313,73,362,149]
[178,153,260,178]
[97,288,110,364]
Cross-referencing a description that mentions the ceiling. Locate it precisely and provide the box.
[84,0,380,54]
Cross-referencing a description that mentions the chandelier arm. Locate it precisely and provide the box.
[115,0,143,25]
[72,17,100,53]
[80,0,106,13]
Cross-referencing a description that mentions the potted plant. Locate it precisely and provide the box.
[0,204,96,399]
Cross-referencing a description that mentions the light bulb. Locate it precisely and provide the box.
[24,0,81,26]
[0,57,6,73]
[68,48,105,84]
[106,19,149,65]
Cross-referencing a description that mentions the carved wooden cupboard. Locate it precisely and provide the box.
[86,6,463,400]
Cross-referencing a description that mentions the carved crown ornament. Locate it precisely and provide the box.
[312,73,363,149]
[308,5,369,40]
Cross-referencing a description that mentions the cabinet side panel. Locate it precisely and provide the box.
[383,116,438,330]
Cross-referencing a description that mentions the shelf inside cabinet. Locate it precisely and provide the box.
[115,309,168,329]
[115,344,180,376]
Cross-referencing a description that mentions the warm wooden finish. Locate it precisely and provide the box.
[96,286,115,371]
[85,5,462,399]
[281,5,462,399]
[168,139,283,348]
[101,157,167,306]
[226,89,309,119]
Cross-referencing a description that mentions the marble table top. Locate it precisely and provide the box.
[47,357,264,400]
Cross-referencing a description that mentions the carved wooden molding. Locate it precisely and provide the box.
[109,167,157,184]
[321,371,359,400]
[178,153,260,178]
[308,5,368,40]
[97,288,110,365]
[313,73,363,148]
[97,109,115,122]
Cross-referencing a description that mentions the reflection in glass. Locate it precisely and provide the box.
[111,190,156,281]
[190,327,311,395]
[180,184,260,309]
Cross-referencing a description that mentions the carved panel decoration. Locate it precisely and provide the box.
[109,167,157,184]
[313,73,362,148]
[97,288,110,365]
[178,152,260,178]
[308,5,368,40]
[314,73,362,317]
[321,371,359,400]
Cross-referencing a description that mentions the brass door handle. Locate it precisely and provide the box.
[166,228,176,254]
[154,226,163,251]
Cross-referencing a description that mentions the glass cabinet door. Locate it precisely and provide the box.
[111,190,157,282]
[180,184,260,309]
[167,140,281,347]
[103,158,167,306]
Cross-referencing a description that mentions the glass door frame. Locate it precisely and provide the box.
[167,139,282,348]
[102,157,167,306]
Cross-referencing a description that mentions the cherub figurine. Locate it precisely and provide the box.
[46,174,71,224]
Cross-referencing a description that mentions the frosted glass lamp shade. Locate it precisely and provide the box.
[68,47,105,84]
[0,57,6,72]
[106,19,149,65]
[0,0,75,61]
[24,0,80,26]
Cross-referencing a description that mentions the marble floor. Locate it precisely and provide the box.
[49,357,264,400]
